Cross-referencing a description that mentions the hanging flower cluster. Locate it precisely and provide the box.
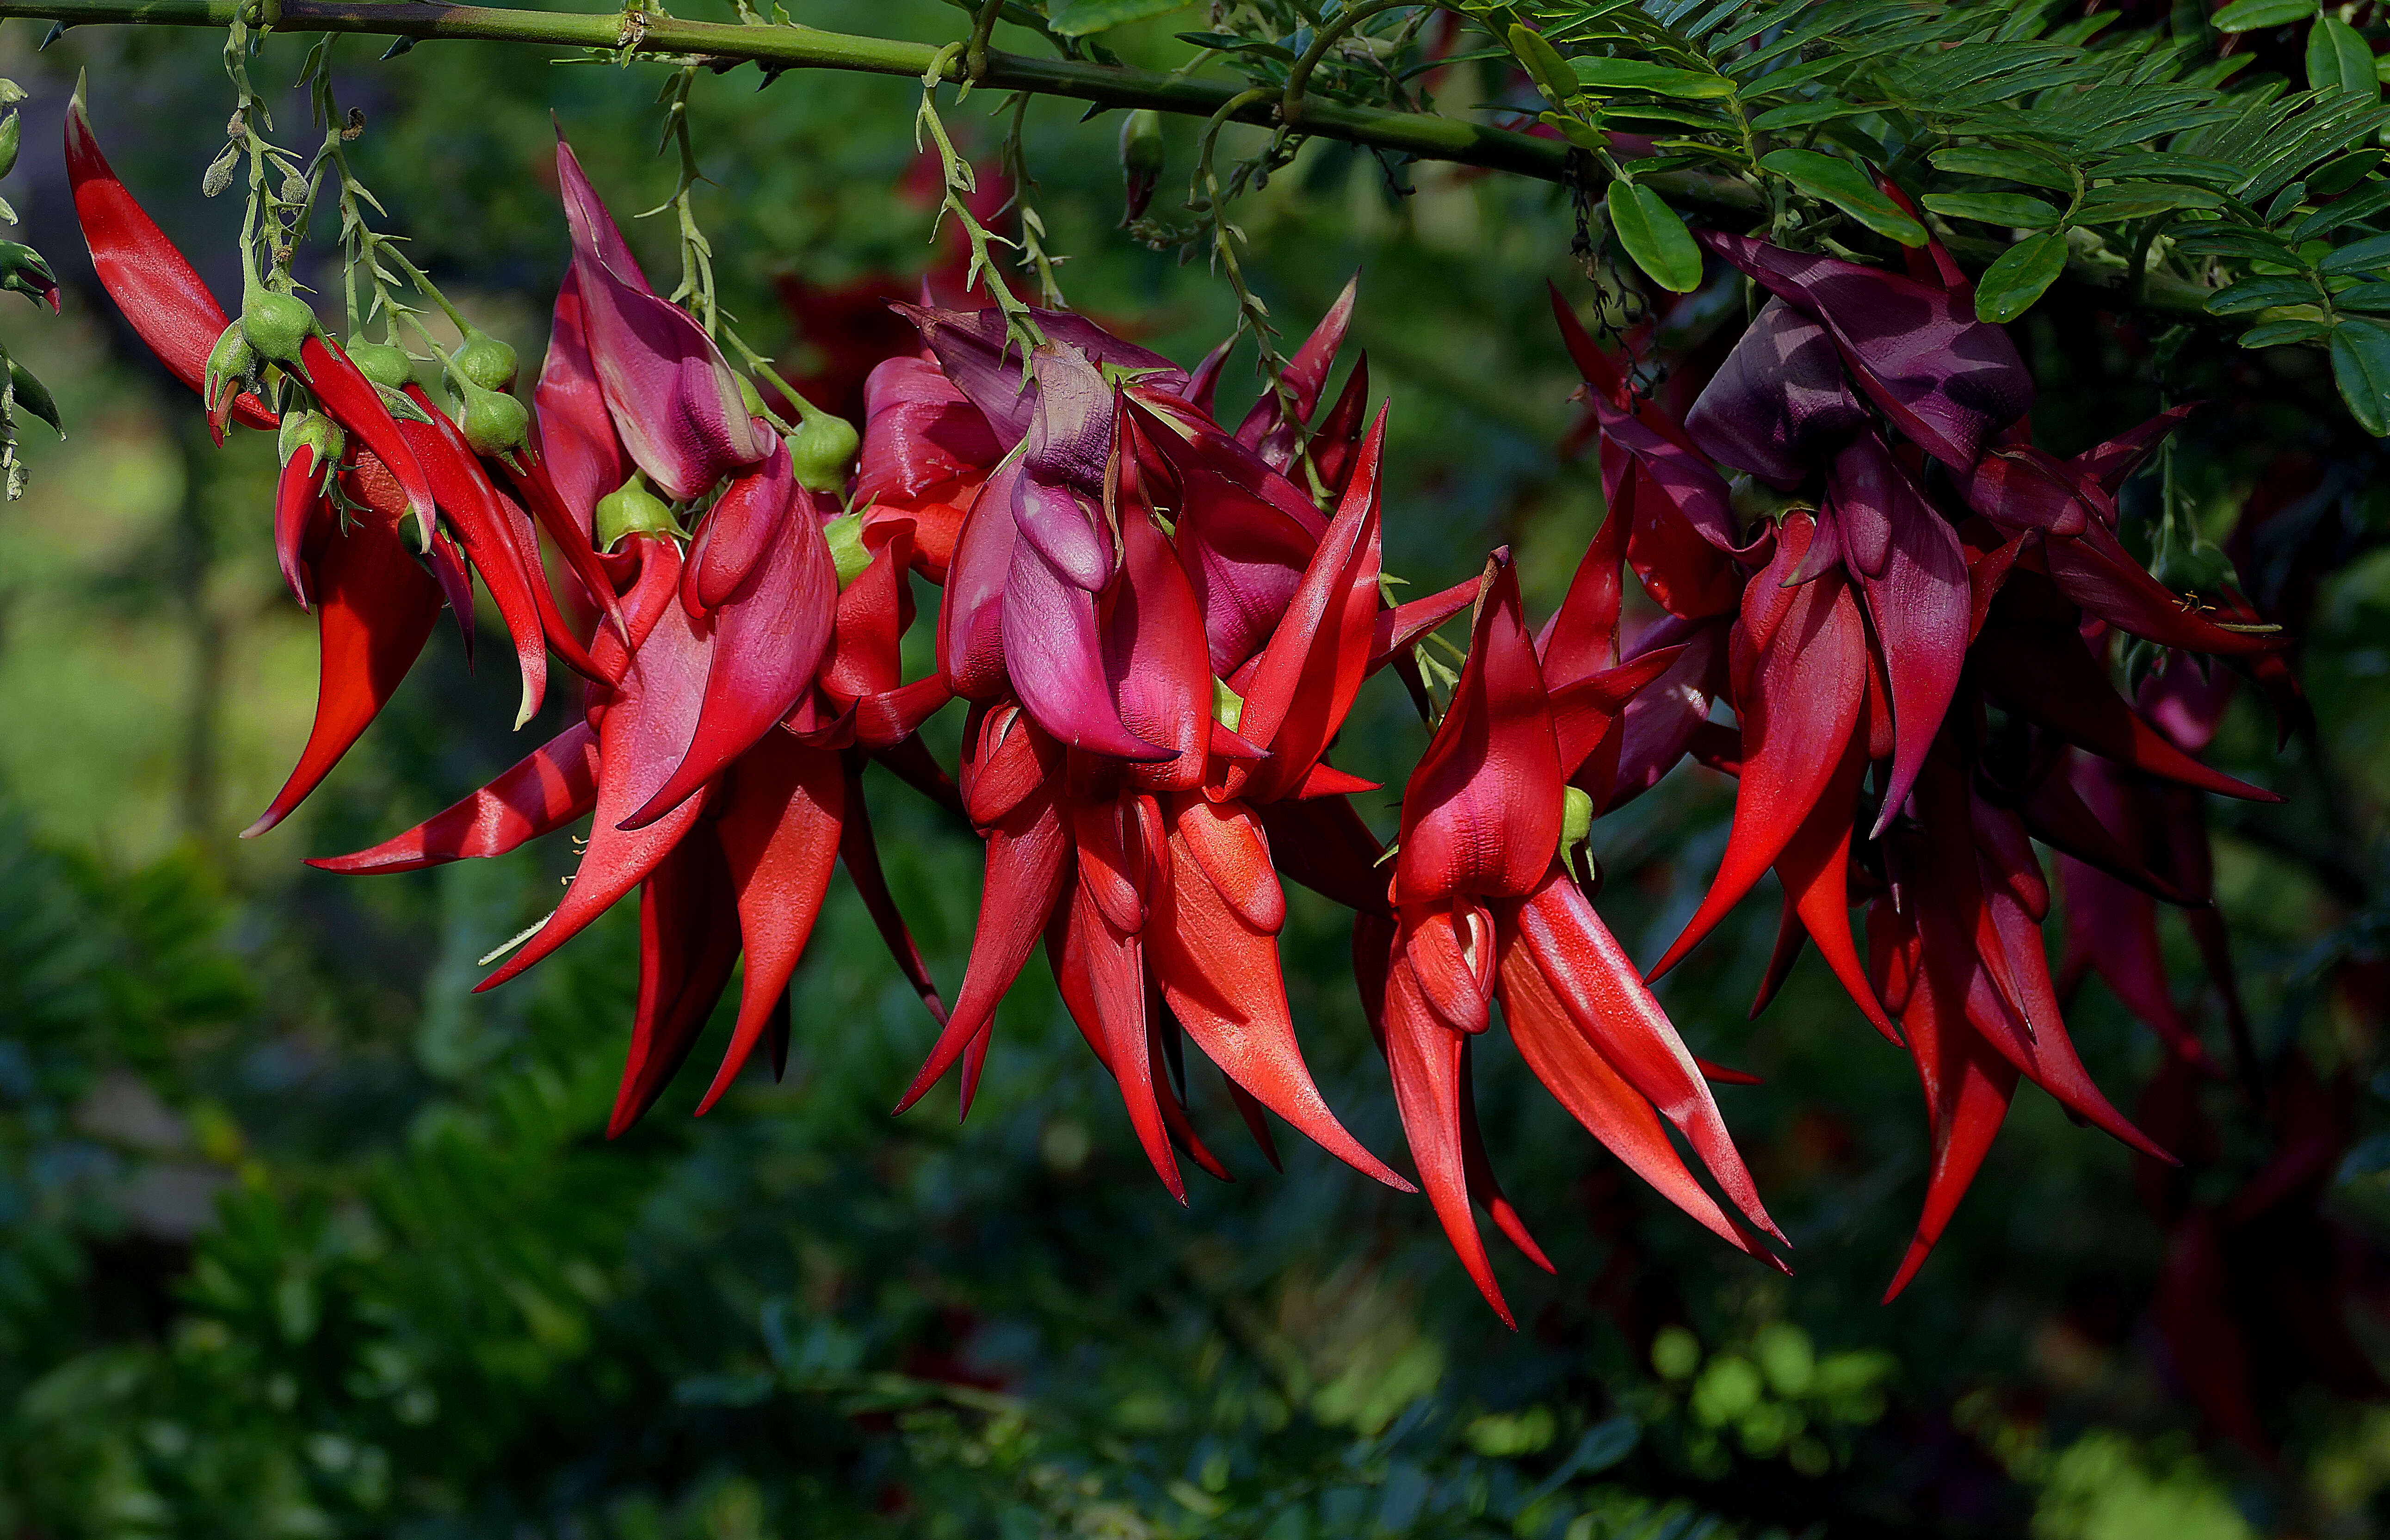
[67,102,2295,1318]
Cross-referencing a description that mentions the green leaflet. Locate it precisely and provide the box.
[1921,191,2063,228]
[2077,183,2224,222]
[1974,230,2068,321]
[2308,148,2382,194]
[1606,180,1704,292]
[1572,55,1738,99]
[1048,0,1191,36]
[1748,99,1874,129]
[2331,316,2390,433]
[2210,0,2317,31]
[1929,145,2074,191]
[2170,223,2297,261]
[2240,316,2332,345]
[2206,274,2323,312]
[2306,15,2377,97]
[2321,231,2390,274]
[1759,149,1926,244]
[1510,24,1581,106]
[2291,179,2390,239]
[2334,280,2390,313]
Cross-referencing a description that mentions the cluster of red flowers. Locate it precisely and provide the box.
[67,104,2291,1319]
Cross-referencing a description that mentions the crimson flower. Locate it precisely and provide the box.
[1377,551,1782,1324]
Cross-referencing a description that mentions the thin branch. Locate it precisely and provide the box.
[6,0,2218,316]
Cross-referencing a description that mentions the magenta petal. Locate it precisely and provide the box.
[624,494,839,828]
[534,265,623,541]
[1602,616,1726,814]
[857,354,1002,506]
[1686,299,1866,489]
[555,136,655,294]
[573,253,771,501]
[1699,232,2031,471]
[1012,351,1119,591]
[1236,271,1356,466]
[1003,537,1167,760]
[1830,434,1967,830]
[903,303,1184,445]
[939,457,1022,700]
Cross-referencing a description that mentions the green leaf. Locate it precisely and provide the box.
[1049,0,1189,36]
[2320,231,2390,273]
[2291,179,2390,239]
[1922,191,2063,228]
[1509,24,1580,106]
[1749,99,1873,129]
[2092,152,2245,187]
[1928,146,2074,192]
[2211,0,2316,31]
[2206,273,2322,312]
[2308,148,2382,195]
[2334,280,2390,312]
[2170,223,2300,261]
[1606,180,1704,292]
[2241,316,2332,345]
[1572,56,1738,99]
[2307,14,2378,95]
[1975,231,2068,322]
[2331,316,2390,432]
[2078,183,2225,222]
[1759,149,1927,245]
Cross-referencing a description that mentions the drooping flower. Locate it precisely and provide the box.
[1376,552,1783,1324]
[891,395,1426,1195]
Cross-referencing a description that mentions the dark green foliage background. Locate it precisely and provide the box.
[0,1,2386,1534]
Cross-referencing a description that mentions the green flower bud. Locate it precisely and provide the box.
[8,357,59,437]
[451,328,519,392]
[277,409,345,469]
[595,474,680,552]
[451,376,529,457]
[1559,784,1599,889]
[1120,110,1165,222]
[0,112,23,183]
[1121,110,1164,176]
[240,290,318,363]
[204,322,258,419]
[0,240,55,308]
[737,372,767,420]
[346,339,413,390]
[786,413,858,495]
[822,510,872,590]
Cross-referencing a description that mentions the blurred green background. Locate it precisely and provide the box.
[2,4,2389,1535]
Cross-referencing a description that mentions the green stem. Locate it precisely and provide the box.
[1280,0,1414,128]
[1,0,2220,316]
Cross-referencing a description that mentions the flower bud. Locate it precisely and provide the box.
[278,408,345,469]
[204,322,259,421]
[451,375,529,457]
[1559,784,1599,889]
[451,328,519,392]
[1119,110,1164,223]
[0,241,56,311]
[0,112,23,183]
[346,339,413,390]
[786,413,858,494]
[737,372,767,420]
[9,357,60,438]
[822,509,872,590]
[240,290,318,363]
[595,473,679,551]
